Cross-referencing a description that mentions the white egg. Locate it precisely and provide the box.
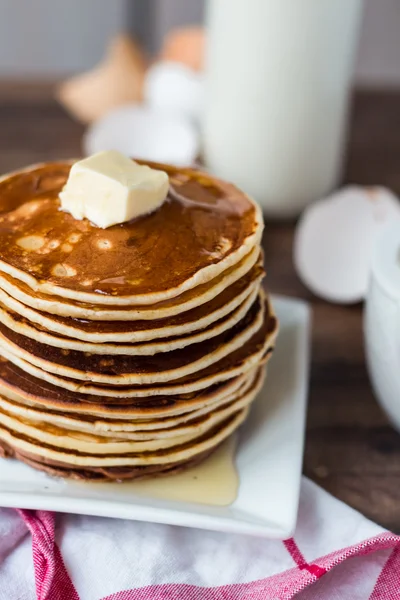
[294,186,400,304]
[144,61,204,123]
[83,104,199,167]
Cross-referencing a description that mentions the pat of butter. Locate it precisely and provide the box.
[59,150,169,228]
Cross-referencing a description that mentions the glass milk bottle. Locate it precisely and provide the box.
[203,0,363,217]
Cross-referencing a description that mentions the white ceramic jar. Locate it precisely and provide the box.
[203,0,363,217]
[364,223,400,431]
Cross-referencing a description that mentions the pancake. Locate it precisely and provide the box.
[0,301,276,400]
[0,367,263,432]
[0,408,248,467]
[0,278,260,355]
[0,246,260,320]
[0,293,265,385]
[0,359,259,418]
[0,157,276,482]
[0,401,243,452]
[0,370,263,449]
[0,439,219,481]
[0,261,263,341]
[0,161,262,305]
[0,312,276,399]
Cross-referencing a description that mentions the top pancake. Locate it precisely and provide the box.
[0,161,262,306]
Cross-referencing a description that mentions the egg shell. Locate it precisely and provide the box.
[83,104,199,167]
[144,61,204,123]
[294,186,400,304]
[160,26,205,71]
[56,35,147,124]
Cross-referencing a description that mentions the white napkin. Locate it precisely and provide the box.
[0,478,399,600]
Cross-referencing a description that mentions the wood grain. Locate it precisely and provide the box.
[0,84,399,531]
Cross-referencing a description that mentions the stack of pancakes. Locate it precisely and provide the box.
[0,160,278,481]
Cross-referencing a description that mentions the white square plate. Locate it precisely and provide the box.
[0,295,310,538]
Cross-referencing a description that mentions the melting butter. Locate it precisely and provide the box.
[59,150,169,229]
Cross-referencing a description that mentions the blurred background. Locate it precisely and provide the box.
[0,0,398,84]
[0,0,398,194]
[0,0,396,84]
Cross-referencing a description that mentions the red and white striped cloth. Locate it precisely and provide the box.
[1,478,399,600]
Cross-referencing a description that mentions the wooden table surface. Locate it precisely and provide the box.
[0,83,400,531]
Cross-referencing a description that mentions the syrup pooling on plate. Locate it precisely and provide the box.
[69,437,239,506]
[0,161,259,298]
